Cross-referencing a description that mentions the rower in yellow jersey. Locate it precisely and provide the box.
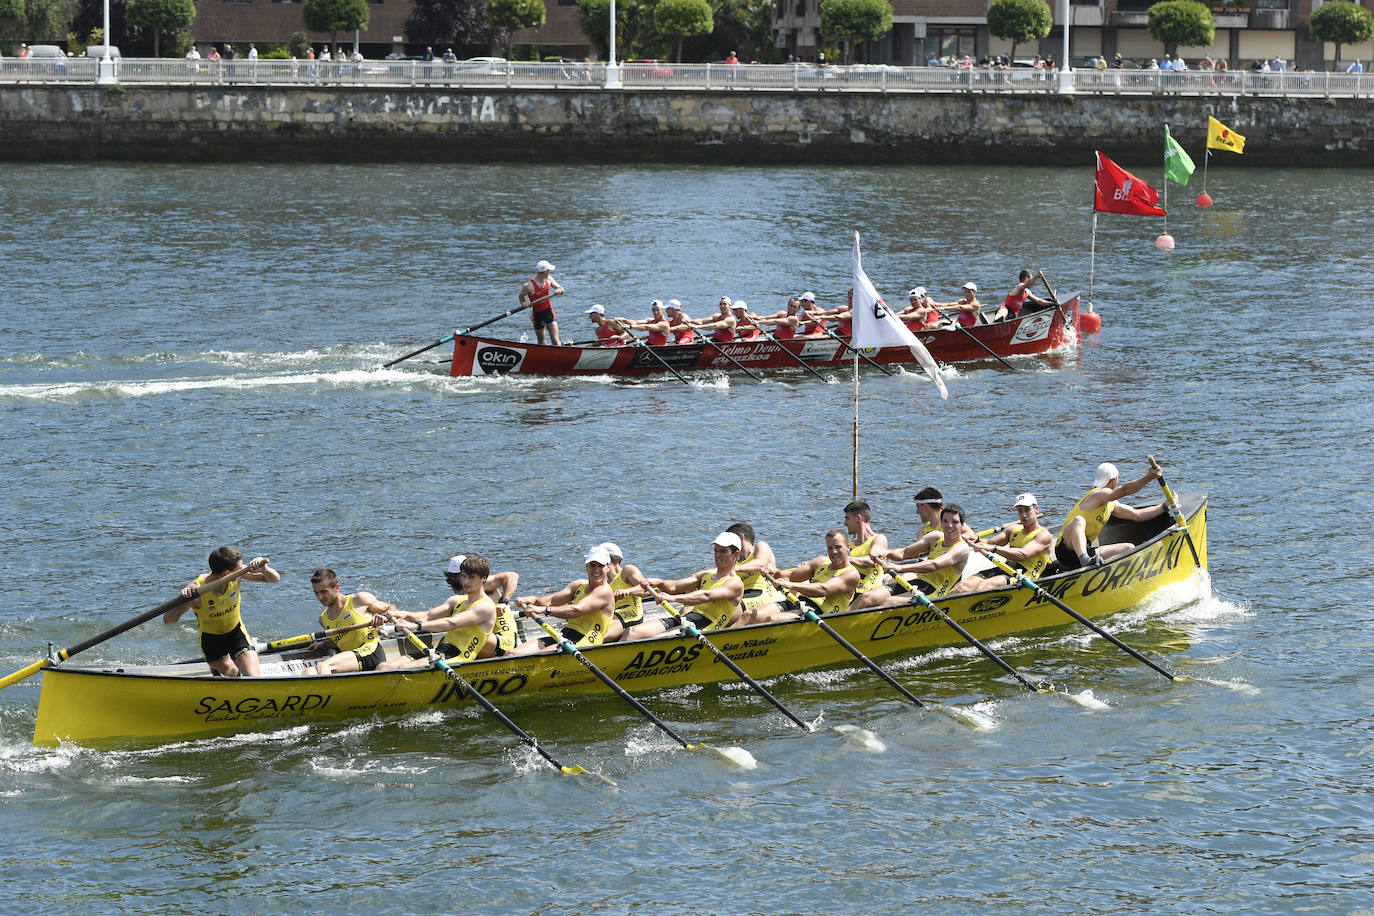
[952,493,1054,593]
[302,568,397,675]
[727,522,788,626]
[414,554,520,656]
[626,532,744,639]
[911,487,947,538]
[1053,461,1167,572]
[767,528,862,617]
[596,542,647,642]
[508,547,617,653]
[879,505,973,600]
[842,499,892,610]
[382,555,498,669]
[164,546,280,677]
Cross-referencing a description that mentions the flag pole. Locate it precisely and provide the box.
[1161,127,1169,237]
[851,351,859,501]
[1088,211,1098,310]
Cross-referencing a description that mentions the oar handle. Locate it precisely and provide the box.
[261,620,377,654]
[1147,455,1188,527]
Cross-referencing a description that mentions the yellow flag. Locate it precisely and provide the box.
[1207,116,1246,154]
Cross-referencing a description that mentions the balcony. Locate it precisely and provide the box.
[1250,8,1290,28]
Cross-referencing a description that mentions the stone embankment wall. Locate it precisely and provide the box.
[0,86,1369,165]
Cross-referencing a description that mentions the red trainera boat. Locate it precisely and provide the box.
[449,296,1080,378]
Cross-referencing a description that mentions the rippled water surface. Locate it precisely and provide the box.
[1,163,1371,914]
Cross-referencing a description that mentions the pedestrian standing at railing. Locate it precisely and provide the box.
[306,47,316,80]
[1348,60,1363,74]
[248,43,257,62]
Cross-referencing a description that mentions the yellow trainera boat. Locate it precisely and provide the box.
[33,493,1207,747]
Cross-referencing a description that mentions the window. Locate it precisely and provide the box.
[924,27,976,61]
[1253,0,1289,8]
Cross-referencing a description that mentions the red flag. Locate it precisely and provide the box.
[1094,152,1166,216]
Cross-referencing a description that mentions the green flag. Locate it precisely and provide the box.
[1164,125,1195,187]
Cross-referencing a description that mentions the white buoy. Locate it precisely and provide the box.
[1156,234,1175,250]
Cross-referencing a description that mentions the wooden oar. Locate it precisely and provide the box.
[639,580,813,731]
[381,301,536,368]
[937,314,1018,371]
[888,572,1045,694]
[0,563,259,690]
[695,331,765,382]
[533,619,751,766]
[258,620,378,656]
[977,549,1183,682]
[740,317,827,382]
[1038,271,1074,328]
[1148,455,1202,568]
[397,627,615,786]
[621,329,691,387]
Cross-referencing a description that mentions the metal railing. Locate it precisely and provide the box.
[2,57,1372,98]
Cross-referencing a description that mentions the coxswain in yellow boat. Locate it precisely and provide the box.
[626,532,744,639]
[302,568,396,675]
[952,493,1054,594]
[508,546,617,653]
[1053,462,1167,573]
[382,554,497,669]
[880,505,972,600]
[843,499,892,610]
[727,522,786,626]
[766,528,861,617]
[597,542,647,643]
[163,547,280,677]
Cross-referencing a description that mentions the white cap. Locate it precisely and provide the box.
[650,300,665,312]
[584,546,612,566]
[1013,493,1038,508]
[536,260,555,273]
[597,542,623,561]
[731,300,748,311]
[718,296,732,306]
[666,299,682,310]
[909,286,926,298]
[799,291,816,302]
[962,281,978,292]
[711,532,742,551]
[446,555,467,574]
[586,304,605,315]
[1093,462,1119,487]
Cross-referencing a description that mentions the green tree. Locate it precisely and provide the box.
[819,0,892,63]
[22,0,78,40]
[303,0,369,47]
[575,0,660,60]
[1309,0,1374,70]
[655,0,711,62]
[289,30,310,58]
[1,0,25,47]
[126,0,194,57]
[986,0,1052,63]
[486,0,544,59]
[1146,0,1215,54]
[403,0,490,57]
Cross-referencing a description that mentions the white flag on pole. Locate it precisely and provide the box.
[850,231,948,399]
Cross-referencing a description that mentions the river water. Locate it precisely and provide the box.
[1,162,1371,914]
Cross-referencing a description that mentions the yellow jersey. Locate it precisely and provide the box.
[563,582,613,648]
[1006,524,1051,580]
[737,546,780,610]
[849,534,883,594]
[191,573,243,636]
[439,594,495,662]
[609,570,643,625]
[691,572,740,630]
[918,537,963,597]
[1059,490,1116,546]
[320,594,381,656]
[808,562,855,615]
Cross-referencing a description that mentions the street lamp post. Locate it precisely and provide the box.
[604,0,621,88]
[97,0,116,85]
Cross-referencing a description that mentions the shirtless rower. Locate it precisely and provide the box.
[508,546,617,653]
[689,296,738,342]
[991,269,1054,323]
[880,504,972,600]
[728,522,787,626]
[585,304,630,346]
[302,568,396,675]
[1052,462,1167,572]
[625,532,744,639]
[931,282,982,328]
[519,259,565,346]
[165,547,281,677]
[599,542,647,642]
[952,494,1054,593]
[766,528,862,617]
[617,300,671,346]
[843,499,892,609]
[897,287,939,332]
[381,555,498,669]
[749,297,802,339]
[663,300,697,344]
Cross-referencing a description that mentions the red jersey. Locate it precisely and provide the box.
[670,316,696,344]
[646,327,669,346]
[1002,289,1028,318]
[712,326,734,343]
[736,322,761,341]
[528,277,555,321]
[594,323,625,346]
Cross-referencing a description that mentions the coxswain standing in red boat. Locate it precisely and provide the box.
[663,300,697,344]
[164,547,281,677]
[585,305,630,346]
[931,282,983,328]
[301,568,396,675]
[519,259,565,346]
[990,269,1054,323]
[689,296,738,342]
[617,300,672,346]
[749,297,802,340]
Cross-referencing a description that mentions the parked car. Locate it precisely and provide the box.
[625,59,673,77]
[84,45,121,59]
[456,57,508,75]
